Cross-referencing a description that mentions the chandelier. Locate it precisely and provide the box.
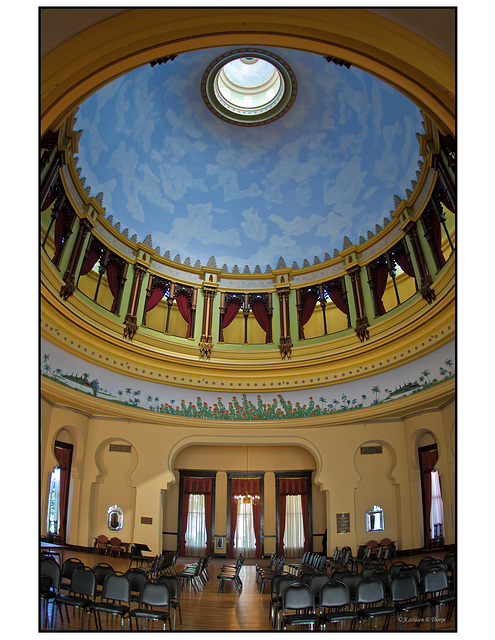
[233,491,260,506]
[233,446,260,505]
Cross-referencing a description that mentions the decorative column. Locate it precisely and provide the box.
[404,221,436,304]
[199,284,217,359]
[347,265,369,342]
[276,286,293,359]
[59,217,93,300]
[123,262,148,340]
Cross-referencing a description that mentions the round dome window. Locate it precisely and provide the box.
[201,49,297,126]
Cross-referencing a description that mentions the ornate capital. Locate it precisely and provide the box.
[123,314,139,340]
[278,336,293,360]
[355,316,370,343]
[199,336,214,360]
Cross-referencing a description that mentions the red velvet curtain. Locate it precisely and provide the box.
[106,260,121,313]
[278,478,309,555]
[393,251,416,278]
[176,293,192,338]
[180,477,213,556]
[373,263,389,316]
[220,299,241,341]
[41,188,56,212]
[79,245,101,277]
[143,283,167,325]
[229,478,261,558]
[52,209,67,264]
[326,286,348,316]
[419,449,438,549]
[429,214,447,268]
[54,447,71,544]
[301,291,318,338]
[251,301,270,343]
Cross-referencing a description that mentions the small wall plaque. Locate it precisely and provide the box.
[141,517,153,525]
[336,512,350,534]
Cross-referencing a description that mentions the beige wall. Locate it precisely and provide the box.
[41,393,455,557]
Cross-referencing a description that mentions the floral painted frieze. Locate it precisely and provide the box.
[41,341,455,421]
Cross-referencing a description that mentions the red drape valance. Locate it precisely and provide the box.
[301,291,318,338]
[79,245,101,276]
[393,251,416,278]
[106,261,121,313]
[429,214,447,268]
[220,299,241,341]
[41,188,57,212]
[52,209,67,264]
[176,293,192,338]
[373,263,389,316]
[251,301,270,343]
[143,283,167,325]
[326,286,348,316]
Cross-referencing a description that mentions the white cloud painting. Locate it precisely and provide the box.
[75,46,424,270]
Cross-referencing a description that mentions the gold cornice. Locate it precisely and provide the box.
[41,375,455,428]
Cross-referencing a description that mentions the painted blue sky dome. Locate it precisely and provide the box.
[74,46,424,271]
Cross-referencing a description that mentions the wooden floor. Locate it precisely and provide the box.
[41,549,456,632]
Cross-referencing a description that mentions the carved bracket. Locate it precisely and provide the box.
[420,275,437,304]
[355,316,370,343]
[59,274,76,301]
[278,336,293,360]
[123,314,139,341]
[199,337,214,360]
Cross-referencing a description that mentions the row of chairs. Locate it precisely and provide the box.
[256,554,289,594]
[267,559,455,631]
[217,554,244,594]
[40,557,182,630]
[288,551,327,575]
[134,550,177,576]
[175,555,212,593]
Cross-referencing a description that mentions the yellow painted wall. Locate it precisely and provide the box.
[40,392,455,557]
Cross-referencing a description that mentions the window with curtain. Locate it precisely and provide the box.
[184,494,207,556]
[430,470,444,539]
[277,476,310,558]
[180,475,214,557]
[283,494,305,557]
[47,467,61,535]
[234,501,257,558]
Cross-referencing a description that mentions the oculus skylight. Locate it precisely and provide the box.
[201,49,297,126]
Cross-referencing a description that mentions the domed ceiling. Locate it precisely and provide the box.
[75,45,424,272]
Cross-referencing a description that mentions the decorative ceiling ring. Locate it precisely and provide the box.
[201,49,297,126]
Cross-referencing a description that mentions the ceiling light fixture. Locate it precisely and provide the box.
[201,49,297,127]
[233,447,261,505]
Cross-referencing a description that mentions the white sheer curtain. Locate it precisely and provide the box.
[234,501,257,558]
[430,470,444,539]
[185,494,207,556]
[47,467,61,534]
[284,494,305,557]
